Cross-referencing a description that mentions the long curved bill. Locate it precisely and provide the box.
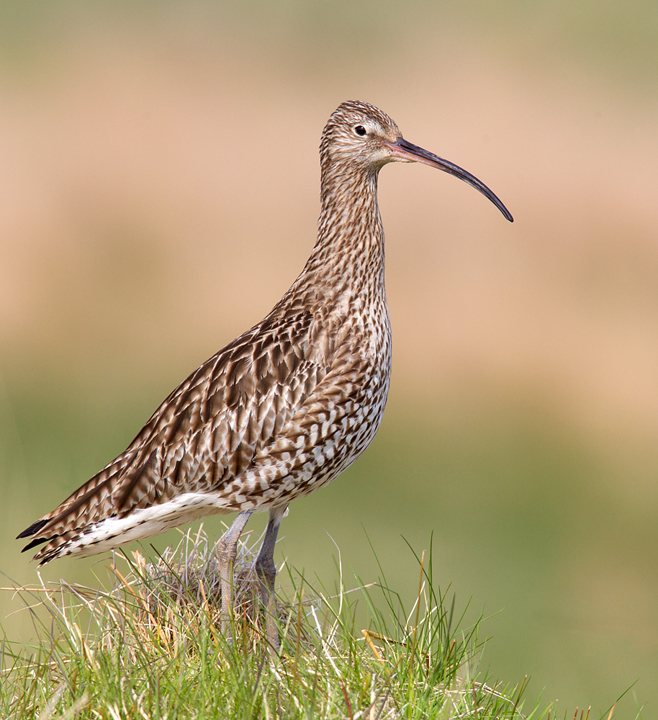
[388,137,513,222]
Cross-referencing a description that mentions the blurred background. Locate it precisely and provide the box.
[1,1,657,715]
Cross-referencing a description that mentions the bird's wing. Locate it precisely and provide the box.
[19,306,351,553]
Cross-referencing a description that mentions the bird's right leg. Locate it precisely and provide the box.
[255,505,287,650]
[217,510,253,638]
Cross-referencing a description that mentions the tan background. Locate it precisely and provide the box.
[1,3,657,716]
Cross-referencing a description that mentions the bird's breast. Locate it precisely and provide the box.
[305,287,391,364]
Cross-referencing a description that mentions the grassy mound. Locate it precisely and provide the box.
[1,529,553,719]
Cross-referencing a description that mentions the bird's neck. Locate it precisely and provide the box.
[298,165,386,305]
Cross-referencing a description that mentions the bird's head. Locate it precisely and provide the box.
[321,100,513,222]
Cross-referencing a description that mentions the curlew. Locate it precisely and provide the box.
[18,101,512,646]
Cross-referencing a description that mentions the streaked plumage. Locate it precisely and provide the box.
[19,101,512,641]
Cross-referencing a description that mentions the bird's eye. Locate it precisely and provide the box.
[354,125,367,136]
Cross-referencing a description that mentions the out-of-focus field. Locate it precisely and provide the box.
[1,2,658,716]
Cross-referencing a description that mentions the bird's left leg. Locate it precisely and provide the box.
[255,505,287,650]
[218,510,253,639]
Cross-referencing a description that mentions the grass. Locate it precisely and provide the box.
[0,528,576,719]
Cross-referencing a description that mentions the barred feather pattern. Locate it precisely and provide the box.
[20,101,400,564]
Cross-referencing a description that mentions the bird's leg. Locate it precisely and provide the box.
[255,505,287,650]
[218,510,253,639]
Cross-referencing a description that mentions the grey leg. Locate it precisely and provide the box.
[255,505,287,649]
[218,510,253,638]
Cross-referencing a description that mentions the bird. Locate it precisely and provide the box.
[18,100,512,646]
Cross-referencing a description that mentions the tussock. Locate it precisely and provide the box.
[1,528,550,719]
